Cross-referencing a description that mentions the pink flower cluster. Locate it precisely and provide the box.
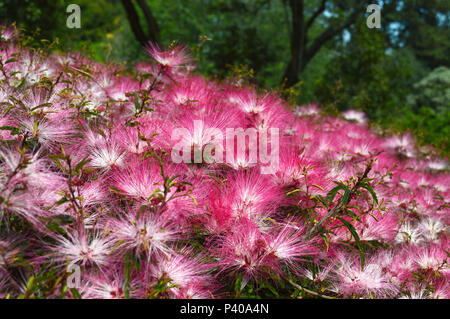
[0,25,448,299]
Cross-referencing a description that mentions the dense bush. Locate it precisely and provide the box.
[0,25,448,299]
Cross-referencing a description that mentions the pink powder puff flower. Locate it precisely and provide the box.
[399,285,430,299]
[108,212,178,257]
[431,279,450,299]
[250,104,291,133]
[415,188,440,214]
[167,76,214,107]
[163,178,209,225]
[395,220,424,245]
[275,146,331,195]
[293,104,320,117]
[169,282,216,299]
[205,170,282,232]
[81,269,137,299]
[82,127,108,148]
[332,252,399,298]
[223,144,259,171]
[78,180,109,210]
[413,244,447,272]
[1,31,450,299]
[388,247,418,284]
[0,236,22,270]
[107,76,140,102]
[49,230,115,267]
[19,112,78,149]
[355,211,399,242]
[0,270,13,298]
[302,262,336,284]
[0,147,62,189]
[430,174,449,193]
[145,43,192,70]
[418,217,446,242]
[0,25,16,41]
[305,132,341,160]
[166,112,237,165]
[88,140,126,170]
[145,248,213,295]
[384,133,416,158]
[425,158,447,172]
[264,220,320,267]
[111,156,162,201]
[0,116,14,141]
[226,169,283,219]
[115,126,150,155]
[0,149,63,224]
[230,89,272,116]
[112,116,164,154]
[213,220,278,289]
[20,87,58,112]
[342,110,368,125]
[0,191,40,225]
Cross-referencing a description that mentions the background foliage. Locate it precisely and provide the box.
[0,0,449,156]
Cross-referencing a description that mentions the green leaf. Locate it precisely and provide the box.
[109,186,124,194]
[311,184,324,191]
[286,189,301,196]
[70,288,82,299]
[54,214,74,225]
[0,125,20,135]
[359,182,378,205]
[49,155,65,172]
[32,120,38,137]
[2,104,14,116]
[337,217,365,270]
[313,194,329,206]
[74,156,91,173]
[30,102,52,112]
[189,195,198,207]
[46,221,67,236]
[341,189,351,205]
[262,282,279,297]
[132,92,140,111]
[322,234,329,252]
[4,58,17,64]
[326,183,347,203]
[234,273,243,293]
[55,197,69,206]
[26,276,35,291]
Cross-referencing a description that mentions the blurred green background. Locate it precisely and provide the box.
[1,0,449,156]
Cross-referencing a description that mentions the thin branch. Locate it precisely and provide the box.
[304,7,360,65]
[305,0,327,32]
[281,0,293,38]
[121,0,148,46]
[306,161,373,238]
[136,0,161,46]
[288,279,336,299]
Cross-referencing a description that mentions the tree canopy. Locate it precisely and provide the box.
[1,0,448,155]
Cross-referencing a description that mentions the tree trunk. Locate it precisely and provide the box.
[121,0,161,47]
[282,0,362,88]
[137,0,161,46]
[282,0,305,87]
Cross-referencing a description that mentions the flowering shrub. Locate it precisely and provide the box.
[0,25,448,299]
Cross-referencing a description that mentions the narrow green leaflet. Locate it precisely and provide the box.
[359,182,378,205]
[337,217,365,270]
